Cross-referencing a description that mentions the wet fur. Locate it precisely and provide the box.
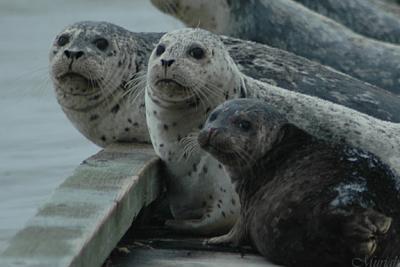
[200,99,400,266]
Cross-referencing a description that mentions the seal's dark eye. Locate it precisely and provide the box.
[209,112,218,122]
[57,34,70,47]
[94,38,109,51]
[156,44,166,56]
[189,47,205,60]
[238,120,251,131]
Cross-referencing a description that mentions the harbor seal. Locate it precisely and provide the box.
[292,0,400,45]
[199,99,400,266]
[145,28,400,235]
[151,0,400,94]
[49,21,156,147]
[51,22,400,148]
[145,28,243,235]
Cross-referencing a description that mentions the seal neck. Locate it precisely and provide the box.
[232,126,313,208]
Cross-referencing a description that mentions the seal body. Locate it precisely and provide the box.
[145,28,243,235]
[50,21,156,147]
[292,0,400,45]
[199,99,400,267]
[151,0,400,94]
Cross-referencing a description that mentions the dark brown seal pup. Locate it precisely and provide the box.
[198,99,400,267]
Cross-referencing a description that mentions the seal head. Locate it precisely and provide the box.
[199,99,289,171]
[147,28,242,110]
[50,21,150,146]
[50,21,137,110]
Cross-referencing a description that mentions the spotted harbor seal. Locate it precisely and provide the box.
[145,29,243,235]
[151,0,400,94]
[49,21,156,147]
[199,99,400,267]
[144,27,400,235]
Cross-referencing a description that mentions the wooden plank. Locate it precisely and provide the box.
[104,223,281,267]
[114,248,277,267]
[106,241,280,267]
[0,143,161,267]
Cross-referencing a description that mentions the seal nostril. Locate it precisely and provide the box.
[161,59,175,67]
[75,51,84,59]
[64,50,84,59]
[167,59,175,67]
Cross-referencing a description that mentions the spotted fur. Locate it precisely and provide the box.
[50,21,154,147]
[200,99,400,266]
[145,28,244,235]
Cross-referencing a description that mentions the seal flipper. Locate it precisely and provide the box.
[340,208,392,258]
[165,208,236,236]
[205,217,247,246]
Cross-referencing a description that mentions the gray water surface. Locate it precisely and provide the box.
[0,0,182,253]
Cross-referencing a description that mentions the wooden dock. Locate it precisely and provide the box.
[0,144,278,267]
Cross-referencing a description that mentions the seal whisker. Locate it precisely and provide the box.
[172,73,204,110]
[179,132,200,161]
[125,70,147,105]
[190,74,226,94]
[192,81,212,111]
[99,60,128,104]
[126,70,147,91]
[129,88,145,107]
[195,80,222,99]
[229,146,254,172]
[185,74,219,111]
[30,76,51,97]
[87,71,97,92]
[15,65,50,96]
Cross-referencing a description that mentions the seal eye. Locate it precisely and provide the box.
[238,120,251,131]
[57,34,70,47]
[189,47,205,60]
[94,38,109,51]
[209,112,218,122]
[156,44,166,56]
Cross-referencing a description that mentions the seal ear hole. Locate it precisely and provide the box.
[57,34,70,47]
[188,46,206,60]
[156,44,166,56]
[94,38,109,51]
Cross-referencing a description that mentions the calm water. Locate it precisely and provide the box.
[0,0,182,253]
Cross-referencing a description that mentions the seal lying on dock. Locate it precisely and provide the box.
[50,21,400,147]
[292,0,400,45]
[198,99,400,267]
[151,0,400,94]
